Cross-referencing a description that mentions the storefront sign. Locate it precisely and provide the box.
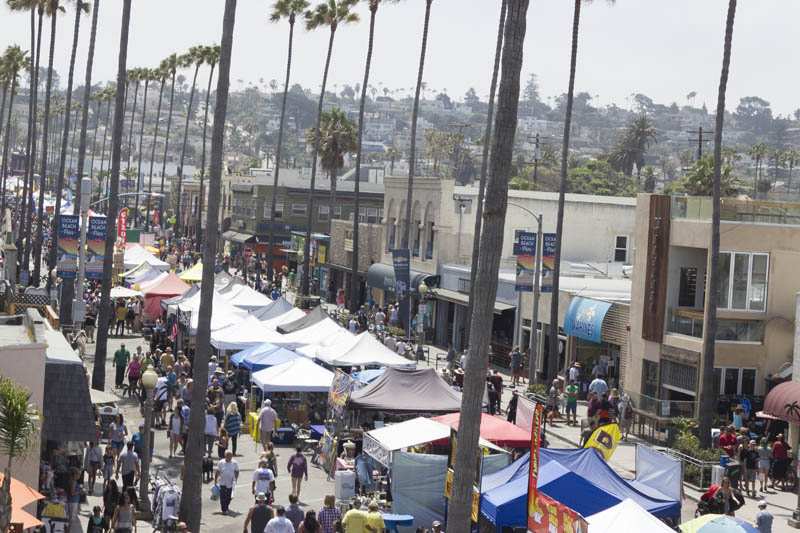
[564,297,613,344]
[56,214,79,279]
[642,195,671,342]
[86,216,107,280]
[116,208,128,253]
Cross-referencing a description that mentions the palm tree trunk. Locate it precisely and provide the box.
[159,69,177,222]
[301,26,336,297]
[32,8,59,287]
[134,77,150,226]
[97,98,111,198]
[197,63,216,244]
[124,80,139,198]
[89,99,101,183]
[267,15,297,282]
[68,106,79,173]
[92,0,132,391]
[19,7,39,279]
[548,0,581,382]
[403,0,433,250]
[467,0,506,331]
[698,0,737,449]
[48,0,82,276]
[74,0,100,217]
[446,2,529,530]
[0,84,8,163]
[146,77,166,230]
[0,78,17,222]
[176,64,200,239]
[349,0,378,312]
[180,2,236,530]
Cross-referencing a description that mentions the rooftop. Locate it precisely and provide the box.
[453,186,638,207]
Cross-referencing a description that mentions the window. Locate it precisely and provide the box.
[678,267,698,307]
[425,222,435,259]
[717,252,769,311]
[334,205,342,218]
[642,360,659,399]
[716,319,764,342]
[614,235,629,262]
[367,207,378,224]
[716,367,757,396]
[274,201,284,219]
[291,203,307,217]
[413,223,422,257]
[318,205,329,222]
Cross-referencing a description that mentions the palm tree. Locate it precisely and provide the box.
[266,0,309,281]
[48,0,88,278]
[134,68,153,226]
[349,0,381,312]
[305,107,356,230]
[0,52,11,154]
[123,67,141,197]
[1,47,28,227]
[467,0,506,331]
[145,66,167,230]
[158,53,179,223]
[698,0,737,449]
[91,0,131,391]
[446,1,529,530]
[548,0,614,382]
[402,0,433,251]
[175,46,205,238]
[785,148,800,193]
[95,86,114,200]
[179,2,236,530]
[301,0,359,297]
[196,45,220,243]
[0,378,39,533]
[72,0,99,218]
[748,142,767,197]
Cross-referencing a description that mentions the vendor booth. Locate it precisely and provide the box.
[177,289,248,334]
[313,332,416,369]
[349,368,462,414]
[210,315,286,350]
[258,307,306,331]
[109,286,142,299]
[142,273,190,319]
[251,297,295,321]
[432,413,530,448]
[162,285,200,315]
[123,243,169,271]
[276,316,351,349]
[178,261,204,282]
[277,305,327,333]
[587,498,675,532]
[231,342,300,371]
[220,281,273,311]
[251,357,335,393]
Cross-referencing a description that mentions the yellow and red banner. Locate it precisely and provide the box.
[528,491,588,533]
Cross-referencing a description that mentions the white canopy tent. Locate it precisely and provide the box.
[316,332,416,369]
[586,499,674,532]
[272,317,350,348]
[162,285,200,315]
[250,357,334,393]
[258,307,306,331]
[220,282,273,311]
[363,417,504,467]
[210,315,287,350]
[109,286,143,298]
[294,326,356,359]
[123,244,169,271]
[250,297,294,321]
[177,289,248,334]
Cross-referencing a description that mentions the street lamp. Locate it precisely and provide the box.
[416,280,430,361]
[138,364,158,518]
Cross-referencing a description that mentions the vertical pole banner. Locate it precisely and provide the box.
[540,233,557,293]
[513,230,536,292]
[391,248,411,331]
[116,208,128,253]
[86,216,107,280]
[527,403,545,531]
[56,214,80,279]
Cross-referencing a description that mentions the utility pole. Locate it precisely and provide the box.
[532,133,540,185]
[687,126,713,161]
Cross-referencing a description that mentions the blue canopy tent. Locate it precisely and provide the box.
[230,343,300,372]
[479,449,680,531]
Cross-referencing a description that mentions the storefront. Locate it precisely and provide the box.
[563,296,630,390]
[365,263,439,329]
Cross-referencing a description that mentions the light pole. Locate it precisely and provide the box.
[416,280,430,361]
[138,364,158,518]
[508,202,543,384]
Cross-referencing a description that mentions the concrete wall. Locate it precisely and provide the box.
[327,219,384,273]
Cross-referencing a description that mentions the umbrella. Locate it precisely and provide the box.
[680,515,758,533]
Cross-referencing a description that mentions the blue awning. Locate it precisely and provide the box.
[564,297,613,344]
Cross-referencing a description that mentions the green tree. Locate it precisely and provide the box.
[447,1,529,530]
[671,156,740,196]
[305,107,357,230]
[301,0,359,297]
[641,165,656,193]
[0,378,39,533]
[265,0,307,280]
[180,3,236,530]
[0,46,28,227]
[699,0,737,449]
[568,159,636,196]
[133,68,154,226]
[609,113,656,180]
[784,148,800,193]
[747,141,767,197]
[72,0,99,217]
[550,0,615,382]
[91,0,131,391]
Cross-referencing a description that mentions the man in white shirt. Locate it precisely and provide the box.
[208,355,218,385]
[257,400,279,452]
[395,339,406,355]
[214,450,239,515]
[251,459,275,501]
[265,506,295,533]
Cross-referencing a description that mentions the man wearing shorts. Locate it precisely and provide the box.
[565,379,579,426]
[258,399,278,451]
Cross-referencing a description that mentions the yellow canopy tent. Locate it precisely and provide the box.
[179,262,203,282]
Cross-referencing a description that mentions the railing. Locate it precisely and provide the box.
[672,196,800,226]
[667,307,704,338]
[626,390,697,419]
[653,447,721,491]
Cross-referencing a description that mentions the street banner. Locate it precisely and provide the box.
[513,230,536,292]
[116,208,128,252]
[328,369,355,418]
[56,214,79,279]
[391,248,411,330]
[583,422,622,461]
[86,216,107,280]
[527,401,545,527]
[541,233,557,293]
[528,491,588,533]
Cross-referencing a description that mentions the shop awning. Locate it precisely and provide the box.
[431,288,515,314]
[563,297,613,343]
[222,231,255,243]
[763,380,800,424]
[365,263,439,294]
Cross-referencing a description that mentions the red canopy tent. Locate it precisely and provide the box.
[433,412,531,448]
[142,272,190,318]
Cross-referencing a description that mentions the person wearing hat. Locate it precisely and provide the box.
[756,499,773,533]
[243,492,273,533]
[431,520,443,533]
[365,500,385,532]
[340,441,357,461]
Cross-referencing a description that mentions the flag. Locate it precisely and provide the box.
[583,423,622,461]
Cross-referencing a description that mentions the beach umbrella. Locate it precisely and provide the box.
[680,514,758,533]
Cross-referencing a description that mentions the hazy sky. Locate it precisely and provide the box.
[0,0,796,115]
